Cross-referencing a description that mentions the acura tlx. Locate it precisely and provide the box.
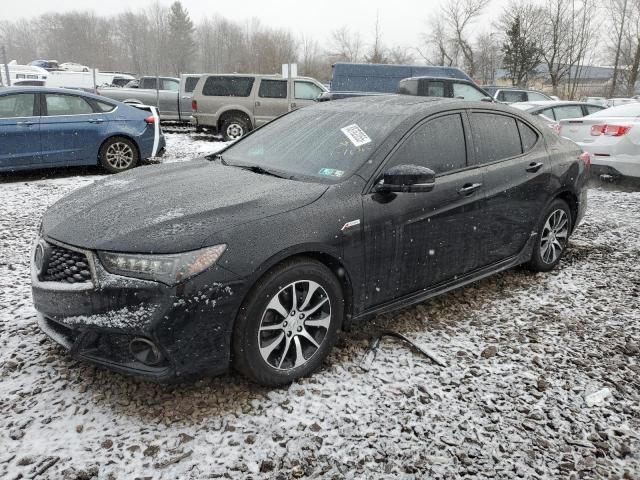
[32,96,589,386]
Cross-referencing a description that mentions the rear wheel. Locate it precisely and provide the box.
[99,137,139,173]
[233,258,343,386]
[526,199,572,272]
[221,116,250,141]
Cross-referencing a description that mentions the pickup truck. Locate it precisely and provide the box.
[98,74,200,122]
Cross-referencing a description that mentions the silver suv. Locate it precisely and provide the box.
[191,74,327,141]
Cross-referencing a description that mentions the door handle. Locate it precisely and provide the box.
[89,119,105,124]
[255,101,261,107]
[16,121,34,127]
[291,102,297,108]
[526,162,544,173]
[458,183,482,196]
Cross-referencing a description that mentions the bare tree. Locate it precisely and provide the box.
[364,11,388,63]
[329,26,362,63]
[417,14,457,66]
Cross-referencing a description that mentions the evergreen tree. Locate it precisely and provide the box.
[502,15,541,87]
[167,1,195,76]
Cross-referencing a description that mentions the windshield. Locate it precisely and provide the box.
[589,103,640,118]
[222,107,402,182]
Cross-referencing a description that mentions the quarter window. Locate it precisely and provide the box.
[0,94,36,118]
[518,121,538,152]
[295,81,323,100]
[45,95,94,116]
[202,76,255,97]
[95,101,116,113]
[388,114,467,174]
[585,105,604,115]
[470,113,522,164]
[259,80,287,99]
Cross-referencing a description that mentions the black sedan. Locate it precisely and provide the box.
[32,96,590,386]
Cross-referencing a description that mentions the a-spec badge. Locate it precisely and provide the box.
[341,219,361,231]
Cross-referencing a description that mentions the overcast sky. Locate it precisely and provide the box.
[3,0,510,48]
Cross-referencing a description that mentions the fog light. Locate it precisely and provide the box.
[129,338,163,366]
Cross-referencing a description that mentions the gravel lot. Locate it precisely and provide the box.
[1,133,639,479]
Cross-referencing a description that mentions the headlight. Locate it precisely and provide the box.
[99,245,227,285]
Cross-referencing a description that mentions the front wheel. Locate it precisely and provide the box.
[233,258,343,386]
[99,137,139,173]
[526,199,572,272]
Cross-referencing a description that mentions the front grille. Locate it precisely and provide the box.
[42,244,92,283]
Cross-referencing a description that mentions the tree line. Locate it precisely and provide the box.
[1,0,638,96]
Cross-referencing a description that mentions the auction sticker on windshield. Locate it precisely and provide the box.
[341,124,372,147]
[318,168,345,177]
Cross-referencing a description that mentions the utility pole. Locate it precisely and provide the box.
[1,46,11,87]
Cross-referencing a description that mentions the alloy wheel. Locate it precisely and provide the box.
[226,123,244,140]
[540,209,569,264]
[105,142,134,170]
[257,280,332,371]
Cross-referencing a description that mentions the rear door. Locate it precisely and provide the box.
[40,93,107,166]
[362,112,486,306]
[469,111,552,264]
[0,92,41,170]
[254,79,288,126]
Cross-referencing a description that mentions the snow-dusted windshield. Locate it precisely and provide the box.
[221,108,402,182]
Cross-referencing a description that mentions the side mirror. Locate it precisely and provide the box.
[375,164,436,193]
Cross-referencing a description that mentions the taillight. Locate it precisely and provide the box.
[144,115,155,125]
[192,100,198,112]
[590,124,631,136]
[552,123,561,135]
[579,151,591,168]
[603,124,631,136]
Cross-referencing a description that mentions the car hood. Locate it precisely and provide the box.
[42,160,328,253]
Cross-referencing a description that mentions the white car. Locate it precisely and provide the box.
[59,62,90,72]
[559,103,640,178]
[605,98,638,107]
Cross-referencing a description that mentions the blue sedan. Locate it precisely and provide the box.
[0,87,165,173]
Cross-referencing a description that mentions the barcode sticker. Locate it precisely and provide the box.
[341,124,372,147]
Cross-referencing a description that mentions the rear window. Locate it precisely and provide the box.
[202,76,254,97]
[259,79,287,99]
[470,113,522,164]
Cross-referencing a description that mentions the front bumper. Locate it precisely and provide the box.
[32,238,245,382]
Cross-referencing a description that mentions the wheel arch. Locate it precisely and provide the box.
[97,134,141,166]
[217,109,253,132]
[554,189,579,233]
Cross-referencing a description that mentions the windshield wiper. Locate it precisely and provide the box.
[235,164,289,179]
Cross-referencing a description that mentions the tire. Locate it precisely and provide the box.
[233,258,344,386]
[526,199,572,272]
[221,116,250,141]
[99,137,139,173]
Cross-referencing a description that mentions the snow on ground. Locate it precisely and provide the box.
[0,134,639,479]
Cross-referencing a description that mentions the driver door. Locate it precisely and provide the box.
[362,112,486,307]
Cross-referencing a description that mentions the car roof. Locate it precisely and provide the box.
[0,86,115,103]
[515,100,595,107]
[401,76,474,83]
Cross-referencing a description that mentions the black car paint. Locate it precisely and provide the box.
[32,96,589,381]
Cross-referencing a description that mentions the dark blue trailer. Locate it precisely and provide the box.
[329,62,474,93]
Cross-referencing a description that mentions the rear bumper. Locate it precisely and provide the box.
[591,155,640,178]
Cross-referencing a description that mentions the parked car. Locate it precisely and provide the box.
[482,86,552,103]
[580,96,607,106]
[99,74,200,122]
[59,62,90,72]
[191,74,327,141]
[558,102,640,178]
[397,77,492,101]
[32,95,589,385]
[511,101,605,120]
[0,87,165,173]
[605,97,638,107]
[323,63,476,102]
[29,60,61,71]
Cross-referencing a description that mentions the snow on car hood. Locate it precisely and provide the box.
[42,159,328,253]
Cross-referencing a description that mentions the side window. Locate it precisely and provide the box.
[140,78,157,89]
[586,105,604,115]
[501,90,527,103]
[202,76,255,97]
[452,83,487,100]
[95,101,116,113]
[397,79,418,95]
[538,108,556,120]
[0,94,36,118]
[259,80,287,99]
[553,105,584,120]
[184,76,200,93]
[527,92,550,101]
[294,81,322,100]
[518,121,539,152]
[418,80,445,97]
[470,113,522,164]
[162,79,180,91]
[45,95,94,116]
[388,114,467,174]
